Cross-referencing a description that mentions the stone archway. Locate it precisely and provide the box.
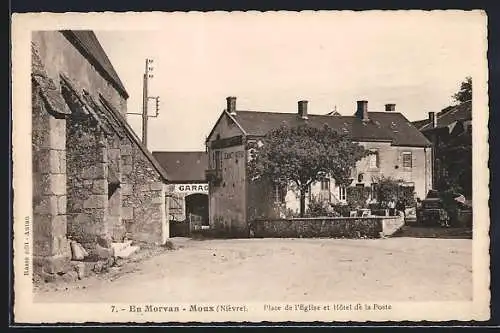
[185,193,209,226]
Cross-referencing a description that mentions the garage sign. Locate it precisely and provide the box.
[174,183,209,194]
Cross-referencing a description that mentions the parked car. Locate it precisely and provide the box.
[417,190,450,226]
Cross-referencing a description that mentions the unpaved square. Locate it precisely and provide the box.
[34,237,472,303]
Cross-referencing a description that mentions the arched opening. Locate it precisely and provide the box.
[185,193,209,227]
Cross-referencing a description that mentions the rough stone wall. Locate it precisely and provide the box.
[32,87,71,274]
[66,114,110,247]
[121,141,166,244]
[252,216,404,239]
[107,135,124,241]
[31,31,169,278]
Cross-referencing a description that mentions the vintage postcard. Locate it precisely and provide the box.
[12,10,490,323]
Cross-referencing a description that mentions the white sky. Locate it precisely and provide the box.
[94,11,486,152]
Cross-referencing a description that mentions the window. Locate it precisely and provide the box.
[214,150,222,170]
[274,184,287,203]
[402,152,412,168]
[338,186,347,202]
[368,150,379,169]
[320,178,330,191]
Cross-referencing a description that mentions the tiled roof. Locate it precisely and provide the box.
[414,100,472,131]
[231,110,431,147]
[152,151,208,182]
[60,30,129,99]
[412,118,431,130]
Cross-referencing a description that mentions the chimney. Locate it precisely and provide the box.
[428,112,437,128]
[298,100,308,120]
[226,96,237,115]
[385,103,396,112]
[356,100,369,121]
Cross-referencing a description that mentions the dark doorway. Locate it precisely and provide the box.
[185,193,209,226]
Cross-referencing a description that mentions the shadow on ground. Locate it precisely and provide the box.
[392,225,473,239]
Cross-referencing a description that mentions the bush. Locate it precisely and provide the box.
[331,203,352,217]
[307,195,339,217]
[346,186,371,209]
[372,176,416,208]
[368,202,382,210]
[399,185,417,207]
[285,208,301,219]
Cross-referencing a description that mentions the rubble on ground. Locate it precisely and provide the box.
[33,238,175,285]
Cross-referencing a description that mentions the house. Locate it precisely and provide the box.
[152,151,209,228]
[205,97,433,237]
[31,30,170,278]
[413,100,472,198]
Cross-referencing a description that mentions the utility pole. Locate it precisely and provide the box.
[127,58,160,149]
[142,59,152,146]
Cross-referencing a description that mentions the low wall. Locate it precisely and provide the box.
[251,216,404,239]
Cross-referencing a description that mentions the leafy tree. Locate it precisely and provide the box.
[435,139,472,198]
[452,76,472,104]
[248,124,370,217]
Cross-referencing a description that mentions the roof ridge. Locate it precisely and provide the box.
[235,110,359,118]
[419,100,472,130]
[60,30,129,99]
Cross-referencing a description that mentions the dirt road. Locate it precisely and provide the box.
[34,237,472,303]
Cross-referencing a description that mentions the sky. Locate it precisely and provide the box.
[94,11,485,152]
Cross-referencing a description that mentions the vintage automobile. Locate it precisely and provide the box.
[416,190,450,226]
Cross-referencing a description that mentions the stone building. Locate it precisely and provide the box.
[205,97,432,236]
[31,30,169,276]
[413,100,472,198]
[152,151,209,227]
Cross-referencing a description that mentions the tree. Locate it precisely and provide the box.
[435,139,472,197]
[452,76,472,104]
[248,124,370,217]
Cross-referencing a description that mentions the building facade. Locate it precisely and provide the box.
[205,97,432,236]
[413,100,472,198]
[31,30,170,277]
